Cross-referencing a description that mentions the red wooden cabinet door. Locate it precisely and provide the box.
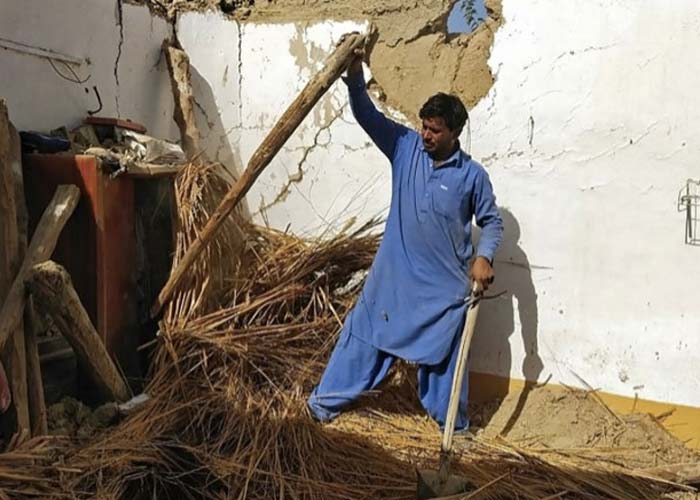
[23,154,139,382]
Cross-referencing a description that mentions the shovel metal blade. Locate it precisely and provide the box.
[416,468,471,499]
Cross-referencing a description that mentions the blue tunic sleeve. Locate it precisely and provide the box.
[471,166,504,263]
[344,72,410,161]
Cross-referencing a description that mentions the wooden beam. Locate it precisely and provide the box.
[163,42,201,160]
[151,32,366,317]
[0,184,80,352]
[24,295,46,435]
[0,99,17,295]
[27,261,130,402]
[0,99,30,431]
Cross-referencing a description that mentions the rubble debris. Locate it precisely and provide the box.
[68,124,101,151]
[47,396,119,440]
[27,261,131,403]
[122,130,186,164]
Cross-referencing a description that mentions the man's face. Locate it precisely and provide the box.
[421,116,459,159]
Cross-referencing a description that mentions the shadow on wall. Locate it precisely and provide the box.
[473,208,544,432]
[188,64,252,219]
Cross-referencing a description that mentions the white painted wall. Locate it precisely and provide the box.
[468,0,700,408]
[2,1,699,409]
[0,0,176,139]
[178,14,387,228]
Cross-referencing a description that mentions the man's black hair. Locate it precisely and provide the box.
[419,93,469,133]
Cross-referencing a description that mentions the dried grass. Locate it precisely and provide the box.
[0,162,695,499]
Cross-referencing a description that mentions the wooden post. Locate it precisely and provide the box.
[0,185,80,352]
[151,33,366,317]
[24,295,47,435]
[27,261,130,402]
[163,42,201,160]
[0,99,30,431]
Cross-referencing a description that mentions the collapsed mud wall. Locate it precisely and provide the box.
[134,0,503,124]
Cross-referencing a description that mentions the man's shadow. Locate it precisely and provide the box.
[470,208,544,434]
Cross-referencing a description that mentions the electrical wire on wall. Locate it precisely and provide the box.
[47,58,90,84]
[0,35,97,114]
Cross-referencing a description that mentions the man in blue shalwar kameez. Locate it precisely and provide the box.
[308,48,504,432]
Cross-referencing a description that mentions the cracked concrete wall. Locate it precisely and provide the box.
[0,0,177,138]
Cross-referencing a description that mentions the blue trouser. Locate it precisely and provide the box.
[307,324,469,430]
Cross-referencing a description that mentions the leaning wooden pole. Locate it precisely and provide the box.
[0,185,80,351]
[28,261,130,402]
[151,32,366,317]
[0,100,30,432]
[24,295,47,435]
[163,41,201,160]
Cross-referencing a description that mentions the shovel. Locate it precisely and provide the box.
[416,281,483,499]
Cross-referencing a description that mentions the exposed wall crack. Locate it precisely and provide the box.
[114,0,125,117]
[193,98,215,130]
[236,20,243,128]
[257,103,347,214]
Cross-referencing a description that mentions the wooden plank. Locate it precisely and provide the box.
[94,158,139,379]
[27,261,130,402]
[151,32,366,317]
[0,99,30,432]
[123,161,184,178]
[163,42,201,160]
[10,114,31,434]
[24,295,46,435]
[0,185,80,352]
[0,99,17,295]
[83,116,147,134]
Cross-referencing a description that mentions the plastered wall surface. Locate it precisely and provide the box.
[468,0,700,408]
[0,0,177,139]
[178,14,388,230]
[2,1,699,411]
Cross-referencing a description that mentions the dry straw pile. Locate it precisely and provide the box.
[0,163,694,499]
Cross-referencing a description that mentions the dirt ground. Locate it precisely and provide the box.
[469,385,699,470]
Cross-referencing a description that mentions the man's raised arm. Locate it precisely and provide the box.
[344,54,409,161]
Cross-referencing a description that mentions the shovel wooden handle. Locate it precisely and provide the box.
[440,281,482,455]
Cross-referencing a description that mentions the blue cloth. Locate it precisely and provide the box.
[344,73,504,364]
[308,324,470,430]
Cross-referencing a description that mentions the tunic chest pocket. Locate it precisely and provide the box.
[431,185,463,220]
